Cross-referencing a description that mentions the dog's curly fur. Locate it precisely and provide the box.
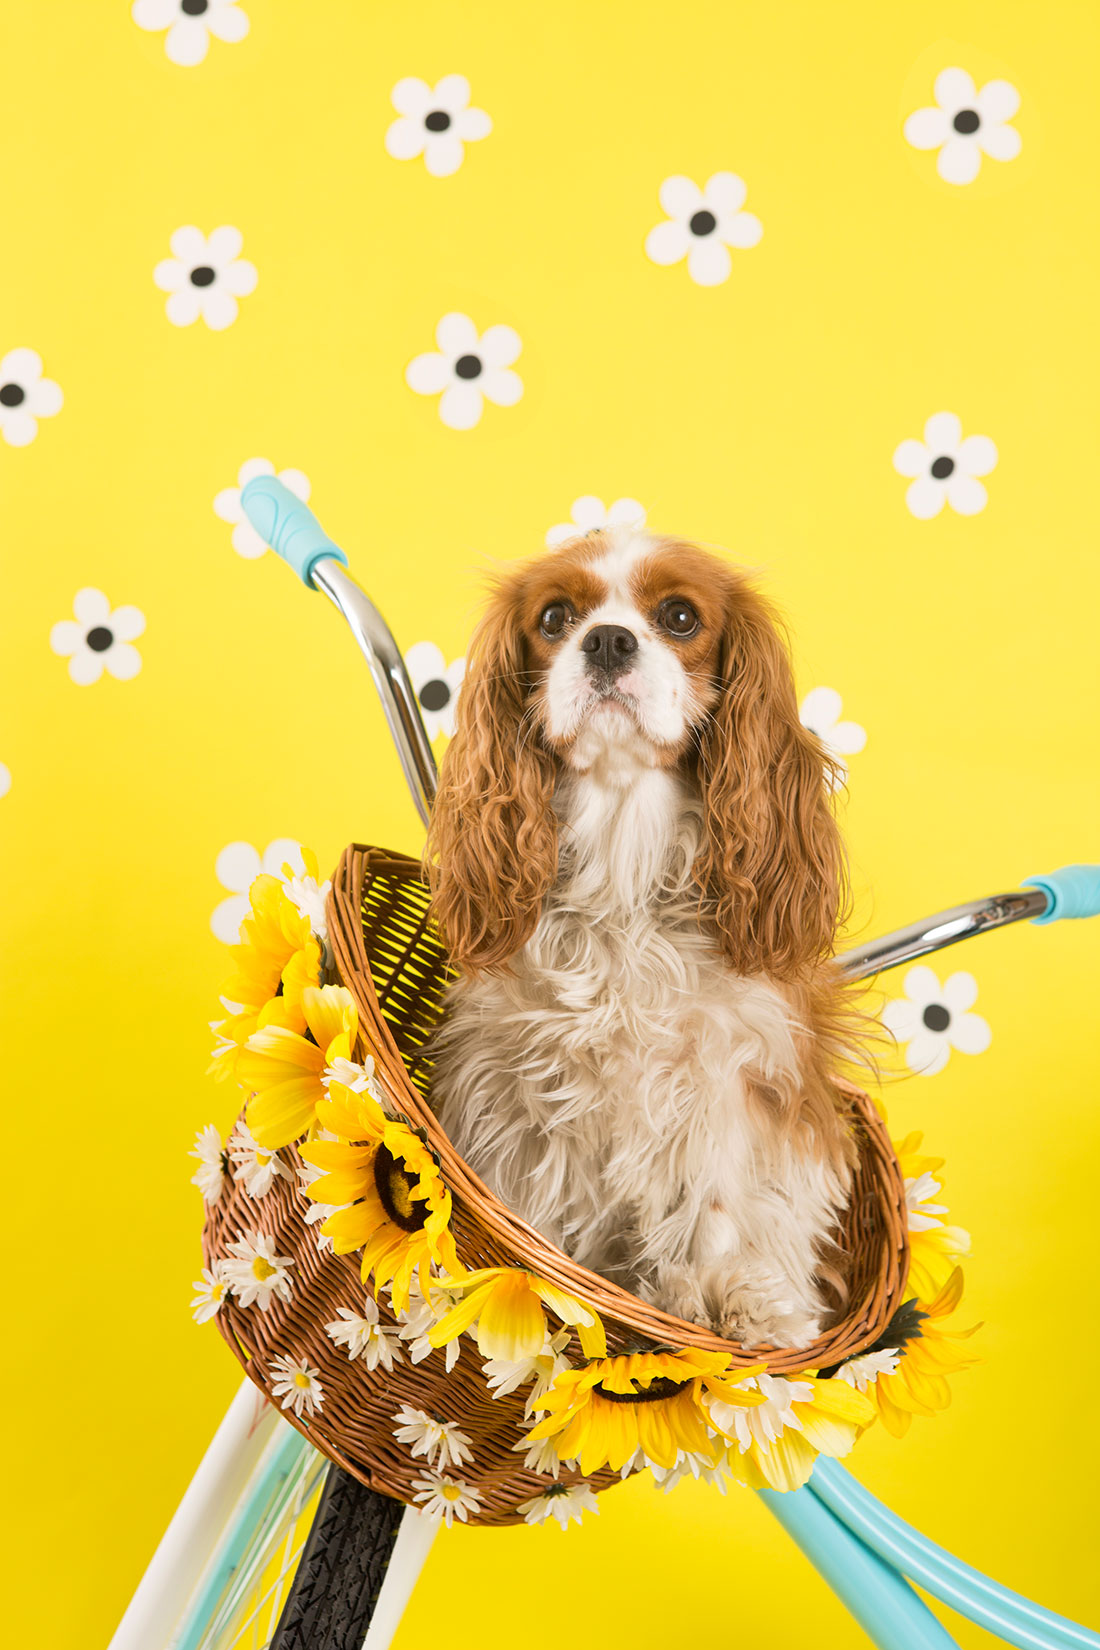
[425,529,862,1347]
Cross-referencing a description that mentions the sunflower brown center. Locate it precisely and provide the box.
[373,1144,428,1232]
[594,1375,685,1404]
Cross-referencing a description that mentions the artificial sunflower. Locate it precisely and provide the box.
[854,1267,979,1438]
[526,1348,767,1474]
[299,1081,461,1312]
[238,984,358,1148]
[210,873,322,1082]
[427,1267,607,1362]
[895,1130,971,1300]
[710,1370,875,1493]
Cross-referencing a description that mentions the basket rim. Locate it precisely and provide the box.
[329,842,910,1374]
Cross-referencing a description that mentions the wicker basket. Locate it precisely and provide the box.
[204,843,909,1526]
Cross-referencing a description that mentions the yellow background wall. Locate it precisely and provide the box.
[3,3,1098,1644]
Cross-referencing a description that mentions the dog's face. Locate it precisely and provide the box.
[428,527,845,977]
[519,533,733,768]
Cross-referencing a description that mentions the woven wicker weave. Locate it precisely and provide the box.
[204,843,909,1526]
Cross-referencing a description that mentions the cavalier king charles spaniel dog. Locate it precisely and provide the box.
[425,529,858,1348]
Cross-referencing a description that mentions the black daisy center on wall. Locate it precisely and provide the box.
[689,209,717,237]
[454,353,482,380]
[181,0,209,14]
[424,110,452,133]
[922,1002,951,1032]
[418,678,451,713]
[0,382,26,407]
[190,265,216,288]
[86,625,114,654]
[930,454,955,480]
[953,108,980,135]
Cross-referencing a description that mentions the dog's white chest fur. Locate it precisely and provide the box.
[431,739,849,1346]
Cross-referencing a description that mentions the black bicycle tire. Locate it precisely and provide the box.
[269,1463,405,1650]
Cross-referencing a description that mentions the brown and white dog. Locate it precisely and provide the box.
[425,529,859,1347]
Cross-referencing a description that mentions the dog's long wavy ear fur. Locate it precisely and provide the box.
[694,584,848,979]
[425,577,558,974]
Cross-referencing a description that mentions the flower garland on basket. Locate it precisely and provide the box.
[191,850,980,1525]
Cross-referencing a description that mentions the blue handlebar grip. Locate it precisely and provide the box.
[1024,864,1100,924]
[239,476,348,588]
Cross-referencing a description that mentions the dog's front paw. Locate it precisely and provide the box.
[713,1281,822,1350]
[641,1263,711,1330]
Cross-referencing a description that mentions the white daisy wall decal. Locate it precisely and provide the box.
[50,589,145,685]
[799,687,866,785]
[545,496,647,548]
[645,173,762,287]
[882,967,992,1076]
[404,642,465,740]
[893,413,997,519]
[384,75,492,176]
[0,349,63,447]
[154,227,257,331]
[214,459,310,558]
[211,838,305,943]
[269,1354,324,1418]
[405,313,522,430]
[904,69,1021,186]
[132,0,249,68]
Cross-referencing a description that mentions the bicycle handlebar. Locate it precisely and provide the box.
[1024,864,1100,925]
[239,476,348,588]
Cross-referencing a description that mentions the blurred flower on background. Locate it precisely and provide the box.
[211,839,306,943]
[50,589,145,686]
[645,173,762,286]
[545,495,647,548]
[154,226,258,331]
[0,348,63,447]
[883,967,992,1075]
[798,687,866,786]
[384,75,492,177]
[893,412,998,519]
[131,0,250,68]
[406,312,523,429]
[213,460,311,559]
[904,68,1021,186]
[404,641,466,740]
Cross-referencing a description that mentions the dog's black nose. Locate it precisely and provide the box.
[581,623,638,676]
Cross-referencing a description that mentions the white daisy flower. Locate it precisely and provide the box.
[404,642,466,741]
[282,864,332,953]
[191,1263,232,1323]
[799,687,866,786]
[189,1123,228,1202]
[511,1430,565,1478]
[708,1372,813,1453]
[645,173,762,287]
[296,1130,346,1252]
[394,1277,465,1371]
[904,1168,971,1265]
[410,1471,482,1527]
[227,1120,293,1198]
[50,589,145,686]
[483,1329,572,1415]
[384,75,492,177]
[649,1451,731,1495]
[213,458,311,559]
[210,839,305,944]
[269,1353,324,1418]
[0,349,63,447]
[132,0,249,69]
[882,967,991,1076]
[517,1482,600,1528]
[154,226,258,331]
[393,1404,474,1472]
[834,1347,902,1393]
[223,1231,295,1310]
[545,496,647,549]
[904,68,1021,187]
[322,1054,381,1098]
[406,313,522,431]
[325,1300,404,1372]
[893,412,997,519]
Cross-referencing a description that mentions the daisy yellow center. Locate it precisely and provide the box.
[252,1256,277,1281]
[440,1482,463,1502]
[293,1371,311,1389]
[256,1152,272,1166]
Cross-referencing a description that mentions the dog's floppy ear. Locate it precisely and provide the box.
[426,574,558,973]
[693,583,847,978]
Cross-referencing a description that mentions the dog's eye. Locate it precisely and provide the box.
[539,602,571,639]
[657,598,699,637]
